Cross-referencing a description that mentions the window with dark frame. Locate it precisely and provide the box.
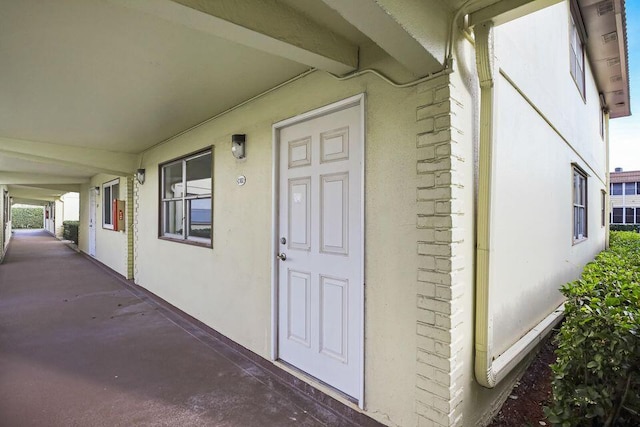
[612,207,623,224]
[601,190,606,227]
[610,206,640,225]
[103,179,119,230]
[625,182,637,195]
[573,167,587,242]
[569,9,586,99]
[160,149,212,246]
[611,182,623,195]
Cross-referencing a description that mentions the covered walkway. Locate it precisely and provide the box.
[0,230,376,427]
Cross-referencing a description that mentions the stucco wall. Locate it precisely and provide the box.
[79,175,129,277]
[490,1,607,357]
[134,63,421,425]
[62,192,80,221]
[450,4,608,425]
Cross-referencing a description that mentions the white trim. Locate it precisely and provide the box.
[270,124,279,360]
[271,93,366,408]
[358,94,366,410]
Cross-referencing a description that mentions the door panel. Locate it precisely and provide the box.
[277,102,362,399]
[288,178,311,251]
[287,270,311,347]
[320,173,349,255]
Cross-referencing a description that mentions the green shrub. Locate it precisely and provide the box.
[610,224,640,233]
[63,221,79,244]
[11,207,44,229]
[545,231,640,426]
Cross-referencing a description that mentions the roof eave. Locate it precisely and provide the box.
[580,0,631,119]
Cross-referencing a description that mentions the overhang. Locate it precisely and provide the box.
[578,0,631,118]
[467,0,630,119]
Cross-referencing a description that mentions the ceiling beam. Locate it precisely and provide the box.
[0,137,139,176]
[0,172,88,186]
[12,183,82,193]
[321,0,448,76]
[11,198,48,206]
[109,0,358,75]
[468,0,563,27]
[8,187,61,202]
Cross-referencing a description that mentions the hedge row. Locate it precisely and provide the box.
[610,224,640,233]
[545,231,640,426]
[11,207,44,229]
[63,221,79,244]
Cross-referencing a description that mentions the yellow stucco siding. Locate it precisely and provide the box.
[134,71,420,425]
[79,174,130,277]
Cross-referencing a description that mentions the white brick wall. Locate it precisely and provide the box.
[132,177,139,281]
[126,176,134,280]
[415,75,466,427]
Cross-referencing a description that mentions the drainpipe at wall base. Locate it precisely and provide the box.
[473,21,565,389]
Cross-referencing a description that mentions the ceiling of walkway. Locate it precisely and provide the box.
[0,0,630,206]
[0,0,378,203]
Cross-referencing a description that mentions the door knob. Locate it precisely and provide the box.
[277,253,287,261]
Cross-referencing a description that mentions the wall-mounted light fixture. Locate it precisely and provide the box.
[94,186,100,195]
[231,134,246,159]
[136,168,146,185]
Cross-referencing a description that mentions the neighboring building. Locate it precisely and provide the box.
[0,1,631,426]
[44,192,80,239]
[610,168,640,225]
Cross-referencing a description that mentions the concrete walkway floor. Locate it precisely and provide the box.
[0,230,379,427]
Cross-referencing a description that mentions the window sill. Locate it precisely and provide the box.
[572,237,588,245]
[158,236,212,249]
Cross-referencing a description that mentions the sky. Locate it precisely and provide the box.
[608,1,640,172]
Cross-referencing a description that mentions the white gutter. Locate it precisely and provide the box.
[473,21,565,388]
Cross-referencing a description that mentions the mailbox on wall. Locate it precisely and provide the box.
[112,199,126,231]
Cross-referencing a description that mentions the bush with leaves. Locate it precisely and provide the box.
[609,224,640,233]
[63,221,79,244]
[11,207,44,229]
[545,232,640,426]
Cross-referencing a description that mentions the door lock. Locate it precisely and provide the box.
[280,237,287,244]
[277,253,287,261]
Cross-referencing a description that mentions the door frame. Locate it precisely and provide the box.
[89,187,97,257]
[270,93,366,408]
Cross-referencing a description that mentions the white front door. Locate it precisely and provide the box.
[277,99,363,400]
[89,188,96,257]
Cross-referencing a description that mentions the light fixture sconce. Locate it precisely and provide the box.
[136,169,146,185]
[231,134,246,159]
[94,186,100,195]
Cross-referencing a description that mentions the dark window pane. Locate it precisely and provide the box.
[625,182,636,195]
[188,198,211,241]
[163,162,183,199]
[612,183,623,195]
[626,208,635,224]
[636,209,640,224]
[104,186,111,225]
[612,208,624,224]
[186,153,212,196]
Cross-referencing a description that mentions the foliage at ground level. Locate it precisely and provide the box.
[63,221,79,244]
[545,231,640,426]
[11,207,43,229]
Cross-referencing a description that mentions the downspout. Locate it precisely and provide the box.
[604,106,611,249]
[473,21,564,388]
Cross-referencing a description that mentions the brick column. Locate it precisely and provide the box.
[415,75,466,427]
[131,179,140,282]
[126,176,134,280]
